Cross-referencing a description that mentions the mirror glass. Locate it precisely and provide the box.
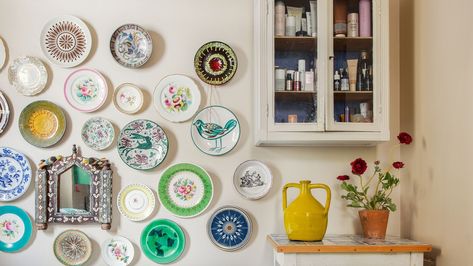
[58,165,91,215]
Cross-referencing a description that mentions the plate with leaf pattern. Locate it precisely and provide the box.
[102,236,135,266]
[194,41,237,85]
[140,219,185,264]
[110,24,152,68]
[64,68,108,112]
[0,147,32,202]
[81,117,115,150]
[54,230,92,266]
[0,205,32,252]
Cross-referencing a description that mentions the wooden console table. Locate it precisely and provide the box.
[268,234,432,266]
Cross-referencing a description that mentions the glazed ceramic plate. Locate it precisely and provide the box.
[194,41,238,85]
[110,24,152,68]
[233,160,273,200]
[113,83,144,114]
[0,91,10,135]
[191,105,240,156]
[141,219,185,264]
[0,147,32,201]
[8,56,48,96]
[158,163,213,218]
[102,236,135,266]
[0,206,32,253]
[64,68,108,112]
[18,100,66,148]
[117,184,156,221]
[54,230,92,266]
[81,117,115,150]
[41,15,92,68]
[153,74,201,123]
[207,206,252,251]
[117,120,169,170]
[0,37,6,70]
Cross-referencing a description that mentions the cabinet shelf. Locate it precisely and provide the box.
[334,37,373,51]
[275,91,317,100]
[275,36,316,52]
[334,91,373,101]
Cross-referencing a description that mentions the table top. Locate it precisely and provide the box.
[268,234,432,253]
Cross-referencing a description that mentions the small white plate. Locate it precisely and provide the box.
[233,160,272,200]
[117,184,156,221]
[0,37,6,71]
[113,83,143,114]
[81,117,115,151]
[64,68,108,112]
[8,56,48,96]
[101,236,134,266]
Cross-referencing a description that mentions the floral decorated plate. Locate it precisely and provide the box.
[0,37,6,71]
[0,147,32,202]
[158,163,213,218]
[117,184,156,221]
[191,105,240,156]
[233,160,273,200]
[54,230,92,266]
[113,83,144,114]
[140,219,185,264]
[0,205,32,252]
[81,117,115,150]
[8,56,48,96]
[18,100,66,148]
[0,91,10,135]
[153,74,201,123]
[207,206,252,251]
[194,41,238,85]
[41,15,92,68]
[102,236,134,266]
[110,24,152,68]
[64,68,108,112]
[117,119,168,170]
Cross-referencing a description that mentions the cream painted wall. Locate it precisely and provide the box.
[0,0,399,265]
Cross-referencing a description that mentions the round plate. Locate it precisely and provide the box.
[233,160,273,200]
[0,37,6,70]
[64,68,108,112]
[141,219,185,264]
[81,117,115,150]
[191,105,240,156]
[8,56,48,96]
[207,206,252,251]
[117,120,169,170]
[158,163,213,218]
[110,24,152,68]
[194,41,238,85]
[54,230,92,266]
[0,206,32,252]
[0,91,10,135]
[0,147,32,202]
[113,83,144,114]
[18,100,66,148]
[153,74,201,123]
[102,236,134,266]
[117,184,155,221]
[41,15,92,68]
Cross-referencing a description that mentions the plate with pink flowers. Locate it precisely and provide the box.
[113,83,144,114]
[102,236,135,266]
[64,68,108,112]
[0,205,32,253]
[153,74,201,123]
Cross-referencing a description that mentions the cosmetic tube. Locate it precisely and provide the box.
[310,1,317,37]
[359,0,371,37]
[347,59,358,92]
[287,6,303,34]
[306,12,312,36]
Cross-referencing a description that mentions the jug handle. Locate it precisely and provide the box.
[282,183,300,211]
[309,184,331,215]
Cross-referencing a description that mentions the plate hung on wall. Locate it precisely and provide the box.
[117,184,156,221]
[194,41,238,86]
[140,219,185,264]
[113,83,144,114]
[0,91,10,135]
[8,56,48,96]
[110,24,153,68]
[0,205,33,253]
[54,230,92,266]
[0,147,32,202]
[81,117,115,151]
[207,206,252,251]
[64,68,108,112]
[0,37,6,71]
[233,160,273,200]
[101,236,135,266]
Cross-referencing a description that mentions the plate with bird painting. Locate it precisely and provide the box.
[117,119,169,170]
[207,206,252,251]
[102,236,135,266]
[113,83,144,114]
[191,105,240,156]
[0,147,32,202]
[81,117,115,151]
[194,41,238,85]
[54,230,92,266]
[64,68,108,112]
[158,163,213,218]
[140,219,185,264]
[110,24,152,68]
[0,205,32,253]
[233,160,273,200]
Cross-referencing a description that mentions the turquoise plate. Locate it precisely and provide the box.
[0,205,32,252]
[141,219,185,264]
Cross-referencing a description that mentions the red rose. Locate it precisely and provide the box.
[397,132,412,145]
[392,161,405,169]
[351,158,368,175]
[337,175,350,181]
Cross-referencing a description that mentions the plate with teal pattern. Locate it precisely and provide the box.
[158,163,213,218]
[0,147,32,201]
[207,206,252,251]
[0,205,33,252]
[81,117,115,150]
[141,219,185,264]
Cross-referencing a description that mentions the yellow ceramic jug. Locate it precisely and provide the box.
[283,180,331,241]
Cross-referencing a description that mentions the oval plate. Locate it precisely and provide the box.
[113,83,144,114]
[54,230,92,266]
[233,160,273,200]
[117,184,155,221]
[19,100,66,148]
[81,117,115,150]
[102,236,135,266]
[158,163,213,218]
[141,219,185,264]
[207,206,252,251]
[153,74,201,123]
[64,68,108,112]
[0,91,10,135]
[110,24,152,68]
[8,56,48,96]
[0,37,5,70]
[194,41,237,85]
[0,206,32,252]
[0,147,32,202]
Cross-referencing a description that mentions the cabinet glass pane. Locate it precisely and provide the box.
[274,0,317,124]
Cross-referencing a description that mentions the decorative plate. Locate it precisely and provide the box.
[153,74,201,123]
[194,41,238,85]
[110,24,152,68]
[117,184,156,221]
[207,206,252,251]
[102,236,134,266]
[113,83,144,114]
[140,219,185,264]
[8,56,48,96]
[0,37,6,70]
[64,68,108,112]
[54,230,92,266]
[0,147,32,202]
[0,91,10,135]
[158,163,213,218]
[233,160,273,200]
[18,100,66,148]
[191,105,240,156]
[117,120,169,170]
[0,205,32,252]
[81,117,115,150]
[41,15,92,68]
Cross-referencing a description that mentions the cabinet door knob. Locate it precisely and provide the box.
[329,56,335,60]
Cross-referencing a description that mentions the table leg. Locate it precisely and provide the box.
[410,252,424,266]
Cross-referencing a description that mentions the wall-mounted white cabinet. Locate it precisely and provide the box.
[253,0,390,146]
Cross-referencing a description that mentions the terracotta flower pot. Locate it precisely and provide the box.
[358,210,389,239]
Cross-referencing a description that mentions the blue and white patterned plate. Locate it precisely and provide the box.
[0,147,32,201]
[207,206,252,251]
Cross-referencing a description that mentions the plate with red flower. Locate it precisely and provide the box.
[102,236,135,266]
[194,41,237,85]
[64,68,108,112]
